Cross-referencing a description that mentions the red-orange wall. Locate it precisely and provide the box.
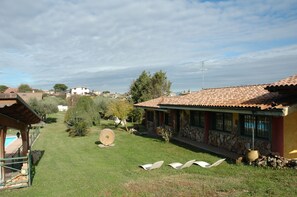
[271,116,284,156]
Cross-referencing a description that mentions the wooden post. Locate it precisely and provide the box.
[0,126,7,183]
[21,126,29,156]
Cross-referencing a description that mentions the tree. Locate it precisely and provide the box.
[129,70,172,104]
[0,85,8,93]
[43,95,67,105]
[151,70,171,98]
[64,96,100,137]
[67,95,81,107]
[53,84,68,93]
[102,91,110,94]
[18,84,32,93]
[129,108,144,124]
[75,96,100,126]
[93,96,113,118]
[106,100,133,131]
[29,97,59,121]
[129,71,152,103]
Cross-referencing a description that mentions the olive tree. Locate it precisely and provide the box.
[93,96,113,118]
[106,100,133,131]
[29,97,59,121]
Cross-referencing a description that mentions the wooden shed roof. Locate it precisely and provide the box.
[0,93,41,126]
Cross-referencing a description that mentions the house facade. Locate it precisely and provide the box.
[135,75,297,159]
[70,87,90,95]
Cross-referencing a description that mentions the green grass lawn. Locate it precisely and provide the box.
[2,112,297,196]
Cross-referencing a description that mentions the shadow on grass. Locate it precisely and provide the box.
[133,125,163,141]
[170,139,234,164]
[30,150,45,185]
[134,129,233,164]
[100,122,116,129]
[95,140,101,145]
[31,150,45,166]
[45,117,57,124]
[99,123,128,133]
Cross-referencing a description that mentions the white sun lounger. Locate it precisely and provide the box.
[193,158,226,168]
[139,161,164,170]
[168,160,196,169]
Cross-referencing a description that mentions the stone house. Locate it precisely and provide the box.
[135,74,297,159]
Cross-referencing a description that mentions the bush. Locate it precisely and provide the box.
[128,108,144,124]
[67,118,89,137]
[157,127,172,143]
[64,96,100,137]
[65,96,100,126]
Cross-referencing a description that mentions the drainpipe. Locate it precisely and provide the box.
[252,126,255,150]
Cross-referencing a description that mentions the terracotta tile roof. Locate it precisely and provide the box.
[161,84,291,110]
[134,97,165,109]
[135,74,297,111]
[3,88,18,94]
[266,74,297,91]
[136,84,297,110]
[17,92,43,103]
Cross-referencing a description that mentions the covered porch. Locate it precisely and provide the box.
[0,93,41,189]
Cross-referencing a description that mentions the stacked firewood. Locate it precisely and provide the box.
[252,154,297,169]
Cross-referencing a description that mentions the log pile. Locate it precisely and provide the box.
[252,154,297,169]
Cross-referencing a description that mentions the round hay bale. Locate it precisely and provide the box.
[99,129,115,146]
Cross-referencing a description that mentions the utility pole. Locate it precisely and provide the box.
[200,61,207,89]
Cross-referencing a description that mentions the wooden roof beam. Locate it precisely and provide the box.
[0,113,27,130]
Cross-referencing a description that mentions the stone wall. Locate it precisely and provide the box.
[147,109,272,156]
[179,110,271,155]
[180,126,204,142]
[146,121,155,133]
[208,130,271,155]
[179,110,204,142]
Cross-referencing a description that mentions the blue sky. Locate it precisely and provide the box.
[0,0,297,93]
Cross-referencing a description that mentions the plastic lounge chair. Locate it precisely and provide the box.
[194,158,226,168]
[139,161,164,170]
[168,160,196,169]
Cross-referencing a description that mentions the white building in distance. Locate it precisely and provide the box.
[70,87,90,95]
[58,105,68,111]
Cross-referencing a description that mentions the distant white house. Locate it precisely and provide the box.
[58,105,68,111]
[70,87,90,95]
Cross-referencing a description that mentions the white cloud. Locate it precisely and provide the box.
[0,0,296,92]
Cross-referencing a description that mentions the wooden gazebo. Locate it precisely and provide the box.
[0,93,41,184]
